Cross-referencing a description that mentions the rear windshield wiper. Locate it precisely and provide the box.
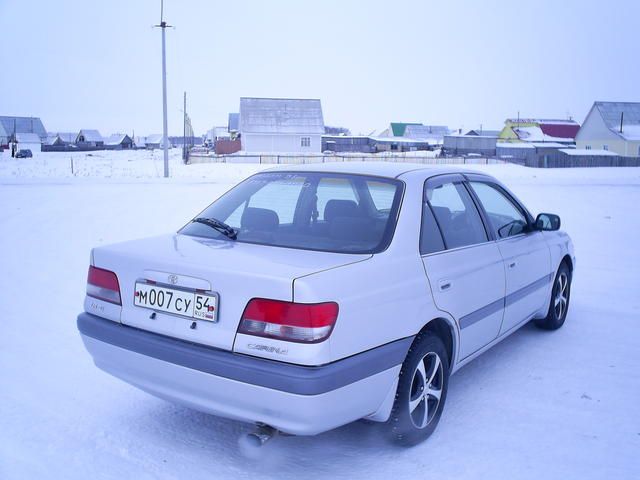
[191,217,237,240]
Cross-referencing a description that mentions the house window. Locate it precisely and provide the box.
[602,144,608,151]
[300,137,311,147]
[585,145,591,150]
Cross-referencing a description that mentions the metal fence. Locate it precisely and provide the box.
[188,153,509,166]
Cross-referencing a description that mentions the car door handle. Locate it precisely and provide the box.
[438,280,452,291]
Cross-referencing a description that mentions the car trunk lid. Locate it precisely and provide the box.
[90,234,369,350]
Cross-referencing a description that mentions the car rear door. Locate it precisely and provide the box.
[466,176,551,335]
[420,174,506,360]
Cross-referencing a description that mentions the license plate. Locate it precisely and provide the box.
[134,282,218,322]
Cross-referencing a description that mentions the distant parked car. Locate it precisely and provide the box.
[78,163,575,446]
[15,149,33,158]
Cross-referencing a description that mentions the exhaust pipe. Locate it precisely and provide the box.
[245,424,279,448]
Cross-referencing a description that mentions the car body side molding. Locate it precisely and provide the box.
[77,313,414,396]
[459,273,553,330]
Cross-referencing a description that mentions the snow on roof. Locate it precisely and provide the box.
[619,124,640,141]
[497,142,535,149]
[372,136,430,144]
[530,142,568,148]
[0,116,47,139]
[104,134,131,146]
[512,126,575,143]
[77,129,103,142]
[404,125,450,140]
[593,101,640,141]
[506,118,578,125]
[465,129,501,137]
[560,148,617,156]
[51,132,77,144]
[16,132,41,144]
[239,97,324,135]
[145,134,164,144]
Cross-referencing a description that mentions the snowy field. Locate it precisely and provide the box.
[1,151,639,479]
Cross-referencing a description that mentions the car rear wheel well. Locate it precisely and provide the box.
[418,318,454,370]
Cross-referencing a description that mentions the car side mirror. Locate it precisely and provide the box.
[535,213,561,231]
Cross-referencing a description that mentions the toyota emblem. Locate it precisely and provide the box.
[168,274,178,285]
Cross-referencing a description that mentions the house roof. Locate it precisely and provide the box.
[228,112,239,131]
[505,118,577,125]
[16,132,41,144]
[592,101,640,141]
[404,125,450,140]
[0,116,47,139]
[560,148,616,156]
[77,129,103,142]
[512,125,576,143]
[145,134,164,144]
[465,129,501,137]
[47,132,76,144]
[389,122,422,137]
[104,134,132,145]
[539,123,580,139]
[239,97,324,135]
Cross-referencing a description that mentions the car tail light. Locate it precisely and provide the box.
[238,299,339,343]
[87,266,121,305]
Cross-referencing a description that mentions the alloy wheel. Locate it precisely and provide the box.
[554,272,569,319]
[408,352,444,429]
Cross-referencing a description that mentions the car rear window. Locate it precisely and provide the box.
[180,171,404,254]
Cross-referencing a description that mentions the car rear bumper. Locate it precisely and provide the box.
[77,313,410,435]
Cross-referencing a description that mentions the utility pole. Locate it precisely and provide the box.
[183,91,187,162]
[155,0,171,178]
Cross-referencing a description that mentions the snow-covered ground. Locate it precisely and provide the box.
[1,151,639,479]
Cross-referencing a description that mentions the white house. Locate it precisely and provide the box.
[15,132,42,152]
[239,97,324,153]
[575,101,640,157]
[76,129,104,147]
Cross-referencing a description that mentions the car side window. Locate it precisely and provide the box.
[469,182,527,239]
[426,181,488,249]
[420,203,445,254]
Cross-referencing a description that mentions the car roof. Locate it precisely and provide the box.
[266,161,478,179]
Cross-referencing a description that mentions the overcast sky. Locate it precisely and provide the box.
[1,0,638,136]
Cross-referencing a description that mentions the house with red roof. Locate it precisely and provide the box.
[499,118,580,145]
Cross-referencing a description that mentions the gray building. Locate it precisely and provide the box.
[322,136,376,153]
[0,116,47,142]
[239,97,324,153]
[443,134,498,156]
[403,125,450,145]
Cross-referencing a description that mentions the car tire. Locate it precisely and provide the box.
[535,262,572,330]
[386,331,450,446]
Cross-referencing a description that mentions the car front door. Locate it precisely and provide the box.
[466,177,552,335]
[420,175,506,360]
